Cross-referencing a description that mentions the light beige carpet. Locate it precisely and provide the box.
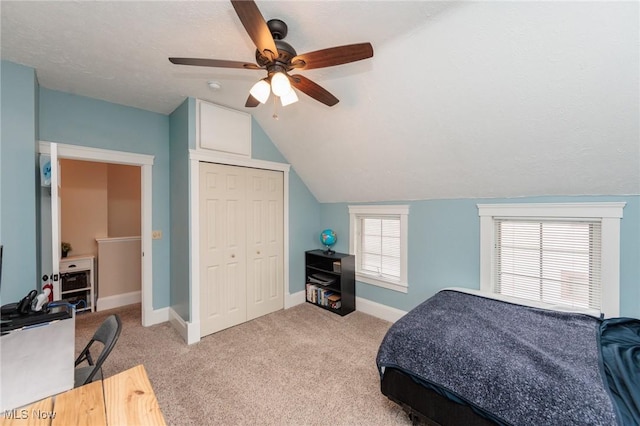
[75,303,411,425]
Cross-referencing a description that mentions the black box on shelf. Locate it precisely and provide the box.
[61,271,88,291]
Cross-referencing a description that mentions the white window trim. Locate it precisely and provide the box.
[348,205,409,293]
[477,202,626,317]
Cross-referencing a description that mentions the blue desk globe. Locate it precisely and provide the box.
[320,229,337,254]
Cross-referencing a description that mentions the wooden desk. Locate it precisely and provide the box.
[0,365,164,426]
[52,381,106,426]
[0,398,53,426]
[103,365,165,426]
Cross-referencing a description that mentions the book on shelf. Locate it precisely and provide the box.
[327,293,341,309]
[306,283,341,309]
[306,283,317,303]
[327,293,341,303]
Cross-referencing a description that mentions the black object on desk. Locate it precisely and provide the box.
[1,305,72,333]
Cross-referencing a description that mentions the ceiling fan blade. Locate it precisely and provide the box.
[245,94,260,108]
[230,0,278,60]
[290,43,373,70]
[289,74,339,107]
[169,57,262,70]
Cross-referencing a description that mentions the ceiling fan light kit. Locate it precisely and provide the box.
[168,0,374,109]
[250,79,271,104]
[280,88,299,107]
[270,72,291,97]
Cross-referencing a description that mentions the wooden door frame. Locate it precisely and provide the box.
[39,141,155,326]
[188,149,290,344]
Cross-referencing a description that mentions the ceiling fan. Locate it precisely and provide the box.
[169,0,374,108]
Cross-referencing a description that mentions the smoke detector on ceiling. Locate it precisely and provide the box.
[207,81,221,90]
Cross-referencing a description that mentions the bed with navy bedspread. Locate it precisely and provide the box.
[376,289,640,426]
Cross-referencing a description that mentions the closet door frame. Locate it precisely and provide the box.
[188,149,290,344]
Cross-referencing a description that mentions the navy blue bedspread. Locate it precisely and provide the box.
[376,290,622,425]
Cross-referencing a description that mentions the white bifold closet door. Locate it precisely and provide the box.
[199,162,284,337]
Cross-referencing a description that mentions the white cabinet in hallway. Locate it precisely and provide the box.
[59,255,95,313]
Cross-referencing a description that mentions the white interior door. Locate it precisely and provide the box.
[246,168,284,320]
[50,143,62,300]
[199,162,247,336]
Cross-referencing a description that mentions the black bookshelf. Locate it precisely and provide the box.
[305,249,355,316]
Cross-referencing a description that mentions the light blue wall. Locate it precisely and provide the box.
[38,88,172,309]
[250,118,320,294]
[320,195,640,318]
[0,61,39,304]
[169,98,193,320]
[3,69,319,317]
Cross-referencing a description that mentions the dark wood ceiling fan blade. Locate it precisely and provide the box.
[245,94,260,107]
[290,74,339,107]
[169,57,262,70]
[230,0,278,60]
[290,43,373,70]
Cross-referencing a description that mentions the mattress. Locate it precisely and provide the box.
[376,290,639,425]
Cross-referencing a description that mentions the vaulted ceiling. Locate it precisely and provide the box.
[2,1,638,202]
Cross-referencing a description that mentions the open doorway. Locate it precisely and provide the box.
[39,142,155,326]
[60,159,142,311]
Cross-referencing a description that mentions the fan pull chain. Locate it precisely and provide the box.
[272,95,279,120]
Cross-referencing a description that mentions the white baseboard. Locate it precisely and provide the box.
[186,320,200,345]
[285,290,305,308]
[168,308,188,342]
[290,289,405,323]
[168,308,200,345]
[143,307,169,326]
[356,296,407,323]
[97,291,141,312]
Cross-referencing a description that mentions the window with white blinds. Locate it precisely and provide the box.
[349,205,409,293]
[494,219,601,310]
[478,202,625,317]
[361,217,401,280]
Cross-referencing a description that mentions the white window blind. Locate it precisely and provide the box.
[494,219,602,310]
[349,205,409,293]
[360,217,401,280]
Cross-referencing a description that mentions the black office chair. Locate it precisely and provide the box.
[74,314,122,388]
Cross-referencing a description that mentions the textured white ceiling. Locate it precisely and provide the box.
[2,1,638,202]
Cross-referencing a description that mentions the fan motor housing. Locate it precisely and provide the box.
[255,19,297,68]
[267,19,288,40]
[256,40,297,67]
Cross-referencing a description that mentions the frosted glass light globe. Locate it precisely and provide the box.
[250,79,270,104]
[280,88,298,106]
[270,72,291,97]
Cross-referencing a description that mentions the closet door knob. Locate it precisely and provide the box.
[257,251,261,255]
[231,254,235,258]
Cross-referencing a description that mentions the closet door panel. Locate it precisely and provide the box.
[200,163,247,336]
[204,265,221,317]
[268,254,279,298]
[246,168,284,320]
[250,257,264,304]
[226,261,243,313]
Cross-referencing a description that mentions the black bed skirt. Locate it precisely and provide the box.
[381,368,497,426]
